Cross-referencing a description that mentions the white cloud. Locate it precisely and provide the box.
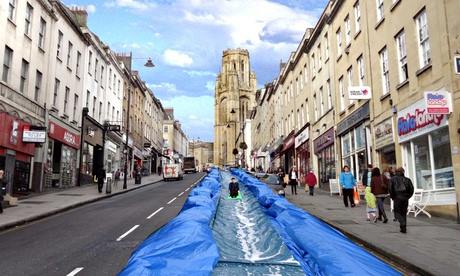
[163,49,193,68]
[184,70,217,77]
[105,0,155,11]
[179,0,318,49]
[206,81,215,92]
[148,82,181,94]
[122,42,141,49]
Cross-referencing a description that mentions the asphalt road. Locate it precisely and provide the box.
[0,172,205,276]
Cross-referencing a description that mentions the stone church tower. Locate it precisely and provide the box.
[214,49,257,166]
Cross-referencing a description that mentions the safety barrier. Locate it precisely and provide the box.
[119,170,221,276]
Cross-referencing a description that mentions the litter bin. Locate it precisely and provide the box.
[135,173,142,185]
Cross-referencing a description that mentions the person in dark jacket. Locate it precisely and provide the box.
[0,169,7,214]
[97,169,106,193]
[277,168,286,188]
[305,170,317,196]
[370,167,389,223]
[288,166,299,195]
[390,167,414,233]
[229,177,239,198]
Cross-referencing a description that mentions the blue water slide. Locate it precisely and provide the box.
[119,170,221,276]
[231,169,401,276]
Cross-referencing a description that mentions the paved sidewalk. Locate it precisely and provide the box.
[282,186,460,276]
[0,174,162,231]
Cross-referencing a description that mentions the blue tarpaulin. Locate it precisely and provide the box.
[119,170,221,276]
[231,169,401,276]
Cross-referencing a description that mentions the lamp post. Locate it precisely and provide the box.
[122,54,155,190]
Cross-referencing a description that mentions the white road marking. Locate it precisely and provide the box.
[178,192,184,197]
[185,187,190,191]
[147,207,164,219]
[116,225,140,241]
[167,197,177,204]
[66,267,84,276]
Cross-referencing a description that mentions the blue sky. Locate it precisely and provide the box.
[66,0,327,141]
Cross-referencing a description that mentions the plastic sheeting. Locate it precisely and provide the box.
[231,169,402,276]
[119,170,222,276]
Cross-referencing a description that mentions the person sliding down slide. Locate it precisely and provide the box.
[228,177,240,198]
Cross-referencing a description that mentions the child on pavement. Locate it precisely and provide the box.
[365,186,378,222]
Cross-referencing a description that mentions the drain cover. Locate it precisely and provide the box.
[326,208,343,210]
[57,193,84,196]
[20,201,48,204]
[331,219,358,225]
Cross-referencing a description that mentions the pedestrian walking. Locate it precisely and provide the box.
[97,169,106,193]
[370,167,389,223]
[364,186,378,222]
[114,169,120,189]
[339,165,356,207]
[0,169,7,214]
[383,167,393,180]
[305,170,317,196]
[390,167,414,233]
[288,166,299,195]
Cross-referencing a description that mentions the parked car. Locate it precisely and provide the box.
[258,174,281,185]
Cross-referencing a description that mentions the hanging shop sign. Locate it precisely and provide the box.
[49,122,80,149]
[348,86,372,100]
[336,102,370,136]
[397,99,447,143]
[295,127,310,148]
[22,126,46,143]
[424,91,452,115]
[374,118,394,149]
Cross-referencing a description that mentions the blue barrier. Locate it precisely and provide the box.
[232,169,401,276]
[119,170,221,276]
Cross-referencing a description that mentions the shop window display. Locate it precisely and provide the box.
[432,127,453,189]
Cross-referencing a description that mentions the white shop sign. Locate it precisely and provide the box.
[22,130,46,143]
[348,86,371,100]
[397,99,447,143]
[295,127,309,148]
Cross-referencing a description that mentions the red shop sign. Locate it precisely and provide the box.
[0,113,35,155]
[49,122,81,149]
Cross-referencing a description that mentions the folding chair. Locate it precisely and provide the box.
[407,189,432,218]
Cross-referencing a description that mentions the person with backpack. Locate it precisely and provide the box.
[390,167,414,233]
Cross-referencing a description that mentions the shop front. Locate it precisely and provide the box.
[105,132,123,175]
[133,146,143,175]
[0,112,36,195]
[374,117,396,171]
[45,121,80,189]
[280,132,295,172]
[337,102,371,181]
[314,127,335,189]
[269,136,284,171]
[398,99,456,206]
[80,116,104,185]
[142,147,152,176]
[295,126,310,183]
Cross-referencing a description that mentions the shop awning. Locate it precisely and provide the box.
[269,136,284,157]
[280,131,295,154]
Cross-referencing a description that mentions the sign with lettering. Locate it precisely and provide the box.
[336,102,370,136]
[424,91,452,114]
[49,122,80,149]
[314,128,335,154]
[295,127,309,148]
[397,99,447,143]
[349,86,372,100]
[374,118,393,149]
[23,128,46,143]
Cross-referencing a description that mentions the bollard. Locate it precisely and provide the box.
[106,177,112,194]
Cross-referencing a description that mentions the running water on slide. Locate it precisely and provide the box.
[212,171,305,275]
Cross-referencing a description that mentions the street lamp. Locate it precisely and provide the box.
[123,54,155,190]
